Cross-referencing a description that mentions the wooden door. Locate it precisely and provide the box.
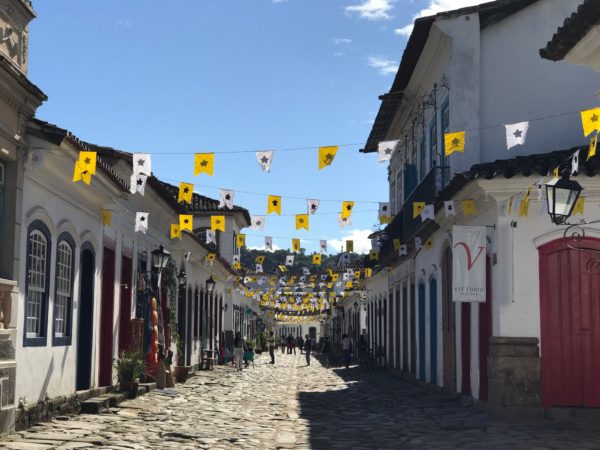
[76,247,95,391]
[99,246,115,387]
[478,257,493,400]
[418,283,426,381]
[442,247,456,390]
[410,283,416,375]
[388,289,394,367]
[429,278,438,384]
[402,286,409,371]
[395,289,401,369]
[461,303,471,395]
[539,238,600,408]
[118,255,132,353]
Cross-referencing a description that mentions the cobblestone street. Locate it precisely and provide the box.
[3,354,600,449]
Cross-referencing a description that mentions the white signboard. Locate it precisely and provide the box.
[452,225,486,302]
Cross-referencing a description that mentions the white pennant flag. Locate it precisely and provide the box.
[338,213,352,228]
[505,122,529,150]
[378,140,398,162]
[536,178,544,201]
[285,255,295,267]
[251,215,265,230]
[414,237,423,250]
[132,153,152,176]
[130,173,148,195]
[256,151,274,172]
[233,254,240,265]
[307,199,320,215]
[255,263,263,273]
[512,193,523,217]
[206,229,216,245]
[265,236,273,251]
[135,212,149,233]
[444,201,456,217]
[219,189,235,209]
[302,267,310,276]
[379,202,391,219]
[421,204,435,222]
[572,150,580,176]
[320,240,327,253]
[399,244,408,256]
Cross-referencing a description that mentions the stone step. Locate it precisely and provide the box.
[99,393,126,408]
[80,397,109,414]
[139,382,157,393]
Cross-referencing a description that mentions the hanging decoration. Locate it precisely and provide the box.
[135,212,149,233]
[73,151,96,185]
[130,173,148,196]
[461,199,477,216]
[219,189,235,209]
[256,151,274,172]
[318,146,338,170]
[444,201,456,217]
[211,215,226,232]
[581,107,600,137]
[588,133,598,161]
[251,216,265,230]
[292,238,300,252]
[265,236,273,251]
[194,152,214,176]
[101,209,111,226]
[295,214,309,231]
[237,233,246,247]
[180,214,193,232]
[421,204,435,221]
[132,153,152,176]
[444,131,465,156]
[312,254,322,265]
[206,229,216,245]
[170,223,181,239]
[320,240,327,253]
[307,199,320,215]
[413,201,425,219]
[178,182,194,204]
[338,213,352,227]
[346,240,354,253]
[267,195,282,215]
[341,201,354,219]
[505,122,529,150]
[379,202,391,224]
[378,140,398,163]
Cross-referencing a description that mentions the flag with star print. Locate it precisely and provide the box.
[581,107,600,137]
[255,263,263,273]
[206,253,217,263]
[211,215,225,232]
[267,195,281,215]
[285,255,295,267]
[312,254,322,266]
[505,122,529,150]
[369,250,379,261]
[421,204,435,222]
[573,196,585,216]
[444,201,456,217]
[341,201,354,219]
[338,213,352,227]
[232,254,241,269]
[101,209,111,226]
[236,233,246,248]
[444,131,465,156]
[588,133,598,161]
[307,199,320,215]
[72,160,92,185]
[132,153,151,176]
[295,214,309,231]
[265,236,273,251]
[194,152,214,176]
[255,255,265,264]
[178,182,194,204]
[180,214,193,232]
[424,238,434,250]
[219,189,235,209]
[206,229,216,245]
[393,238,400,251]
[256,151,274,172]
[170,223,181,239]
[377,140,398,163]
[292,238,300,253]
[318,146,338,170]
[346,240,354,253]
[135,212,149,233]
[251,216,265,230]
[379,202,391,224]
[461,199,477,217]
[399,244,408,256]
[320,240,327,253]
[129,173,148,195]
[78,151,97,175]
[414,237,423,250]
[413,201,425,219]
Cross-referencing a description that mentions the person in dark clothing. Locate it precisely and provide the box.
[267,331,276,364]
[287,334,294,354]
[304,335,312,366]
[320,337,331,368]
[297,336,304,354]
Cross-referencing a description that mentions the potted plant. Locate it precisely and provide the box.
[113,350,147,397]
[172,333,191,383]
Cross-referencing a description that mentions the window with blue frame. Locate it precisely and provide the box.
[53,232,75,346]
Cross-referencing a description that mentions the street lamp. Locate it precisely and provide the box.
[151,245,171,272]
[205,275,216,294]
[545,175,583,225]
[177,264,187,286]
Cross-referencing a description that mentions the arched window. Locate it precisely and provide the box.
[53,233,75,345]
[25,220,51,346]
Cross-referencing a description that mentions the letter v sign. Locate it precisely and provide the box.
[453,242,485,271]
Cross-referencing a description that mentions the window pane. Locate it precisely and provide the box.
[27,230,47,336]
[55,241,73,337]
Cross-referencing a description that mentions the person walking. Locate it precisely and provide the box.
[320,337,331,368]
[267,331,276,364]
[342,334,352,369]
[280,335,286,354]
[304,335,312,366]
[287,334,294,354]
[297,336,304,355]
[233,332,247,371]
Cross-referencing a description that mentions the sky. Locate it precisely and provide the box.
[28,0,481,255]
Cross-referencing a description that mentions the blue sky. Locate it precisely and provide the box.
[28,0,477,254]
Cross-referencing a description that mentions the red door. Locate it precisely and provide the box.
[539,237,600,408]
[118,255,132,353]
[478,257,493,400]
[99,247,116,387]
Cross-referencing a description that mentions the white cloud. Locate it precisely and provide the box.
[394,0,482,37]
[368,56,398,75]
[327,229,374,255]
[332,37,353,45]
[345,0,394,20]
[273,0,290,3]
[116,19,132,27]
[333,52,346,57]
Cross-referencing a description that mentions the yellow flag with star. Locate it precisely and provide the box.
[369,250,379,261]
[170,223,181,239]
[346,240,354,253]
[581,108,600,137]
[365,268,372,278]
[424,238,434,250]
[341,201,354,219]
[236,233,246,247]
[194,153,214,176]
[588,133,598,161]
[393,239,400,251]
[462,199,477,216]
[573,196,585,215]
[444,131,465,156]
[73,160,92,185]
[178,182,194,204]
[318,146,338,170]
[180,214,193,232]
[255,255,265,264]
[206,253,216,263]
[519,189,531,217]
[79,151,97,175]
[292,238,300,252]
[295,214,309,230]
[332,273,339,282]
[101,209,111,226]
[211,215,225,232]
[312,254,321,265]
[413,201,425,219]
[267,195,281,215]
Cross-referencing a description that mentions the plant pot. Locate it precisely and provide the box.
[173,365,191,383]
[119,379,133,393]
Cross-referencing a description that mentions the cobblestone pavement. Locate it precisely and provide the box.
[3,353,600,449]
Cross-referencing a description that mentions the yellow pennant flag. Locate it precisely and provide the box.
[267,195,282,215]
[79,151,97,175]
[581,108,600,137]
[180,214,193,232]
[211,215,226,232]
[573,196,585,216]
[346,240,354,253]
[424,238,434,250]
[73,160,92,185]
[553,167,559,179]
[413,201,425,219]
[444,131,465,156]
[278,265,287,272]
[309,275,317,282]
[312,254,322,265]
[462,199,477,216]
[255,255,265,264]
[318,146,338,170]
[332,273,339,282]
[327,282,333,288]
[380,214,392,224]
[345,281,353,289]
[194,153,214,176]
[236,233,246,247]
[178,182,194,204]
[295,214,309,230]
[393,239,401,251]
[292,238,300,252]
[341,201,354,219]
[588,133,598,161]
[101,209,111,226]
[519,189,531,217]
[170,223,181,239]
[365,268,372,278]
[369,250,379,261]
[354,270,361,279]
[233,261,241,270]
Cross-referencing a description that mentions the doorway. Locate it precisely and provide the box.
[76,245,95,391]
[442,246,456,391]
[118,255,132,352]
[98,246,115,387]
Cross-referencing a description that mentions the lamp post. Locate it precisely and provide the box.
[545,175,583,225]
[205,275,216,294]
